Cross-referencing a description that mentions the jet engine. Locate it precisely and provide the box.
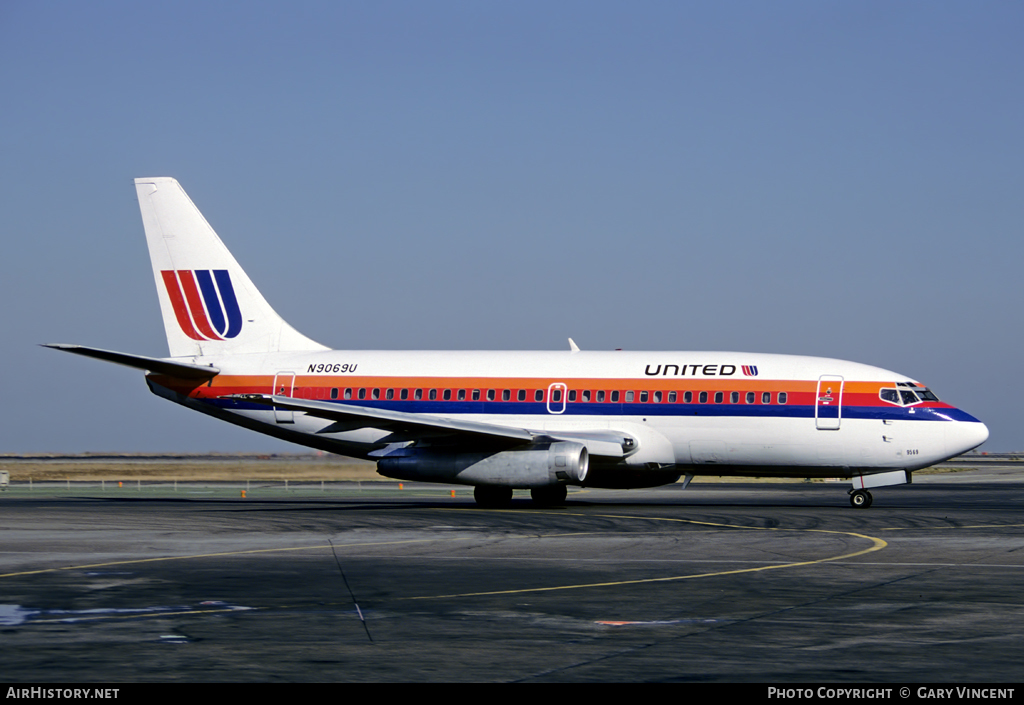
[377,441,589,488]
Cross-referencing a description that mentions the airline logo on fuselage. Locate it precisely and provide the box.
[161,270,242,341]
[644,363,759,377]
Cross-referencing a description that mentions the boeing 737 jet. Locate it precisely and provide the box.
[46,178,989,507]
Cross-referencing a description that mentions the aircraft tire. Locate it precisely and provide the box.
[474,486,513,508]
[530,484,568,506]
[850,489,873,509]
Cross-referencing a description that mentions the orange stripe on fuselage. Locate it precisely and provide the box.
[158,375,953,410]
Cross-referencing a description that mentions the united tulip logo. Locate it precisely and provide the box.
[162,270,242,341]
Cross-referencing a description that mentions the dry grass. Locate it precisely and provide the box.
[0,455,379,482]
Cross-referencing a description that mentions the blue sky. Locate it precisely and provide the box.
[3,1,1022,452]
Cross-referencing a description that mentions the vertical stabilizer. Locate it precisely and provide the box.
[135,177,327,357]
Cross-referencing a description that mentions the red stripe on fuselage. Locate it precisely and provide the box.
[178,375,956,412]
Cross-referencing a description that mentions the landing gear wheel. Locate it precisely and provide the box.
[474,486,513,508]
[850,489,873,509]
[530,484,568,506]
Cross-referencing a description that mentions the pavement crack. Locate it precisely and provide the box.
[328,538,373,644]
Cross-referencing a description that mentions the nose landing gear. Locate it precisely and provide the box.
[849,488,873,508]
[848,470,908,509]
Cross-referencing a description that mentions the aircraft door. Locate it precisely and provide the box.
[815,375,844,430]
[273,372,296,424]
[547,383,567,414]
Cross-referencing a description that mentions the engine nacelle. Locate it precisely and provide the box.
[377,442,589,488]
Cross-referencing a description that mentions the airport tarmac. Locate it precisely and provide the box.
[1,468,1022,682]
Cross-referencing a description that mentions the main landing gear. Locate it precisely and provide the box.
[472,485,568,508]
[473,486,513,508]
[530,484,567,506]
[849,489,873,509]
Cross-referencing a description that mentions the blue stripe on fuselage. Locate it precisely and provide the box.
[206,397,979,422]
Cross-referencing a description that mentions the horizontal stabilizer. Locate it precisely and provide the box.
[42,344,220,379]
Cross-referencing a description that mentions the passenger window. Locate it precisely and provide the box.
[371,388,380,400]
[552,389,562,402]
[400,389,409,400]
[684,391,693,403]
[331,388,339,400]
[761,391,770,404]
[626,391,635,402]
[730,391,739,403]
[611,391,620,402]
[778,392,787,404]
[358,388,366,400]
[699,391,708,403]
[414,389,423,400]
[746,392,754,404]
[472,389,480,401]
[654,391,662,403]
[518,389,527,402]
[443,389,452,401]
[487,389,495,401]
[668,391,676,403]
[714,392,723,403]
[458,389,466,401]
[583,390,592,402]
[428,389,437,401]
[568,390,577,402]
[344,388,352,400]
[535,390,543,402]
[386,389,394,400]
[502,390,511,401]
[597,391,606,402]
[639,391,648,403]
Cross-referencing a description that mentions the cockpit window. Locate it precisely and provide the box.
[899,389,920,405]
[880,384,940,406]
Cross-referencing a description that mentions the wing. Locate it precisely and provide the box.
[222,394,632,458]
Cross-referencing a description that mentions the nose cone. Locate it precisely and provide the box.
[948,418,989,457]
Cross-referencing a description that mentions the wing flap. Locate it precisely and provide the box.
[222,393,631,457]
[224,394,534,443]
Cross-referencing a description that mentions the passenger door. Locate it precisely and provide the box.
[815,375,844,430]
[272,372,295,423]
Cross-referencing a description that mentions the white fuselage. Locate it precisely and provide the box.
[147,348,988,482]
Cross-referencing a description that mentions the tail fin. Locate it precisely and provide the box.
[135,177,327,357]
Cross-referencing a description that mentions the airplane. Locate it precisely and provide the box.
[45,177,989,508]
